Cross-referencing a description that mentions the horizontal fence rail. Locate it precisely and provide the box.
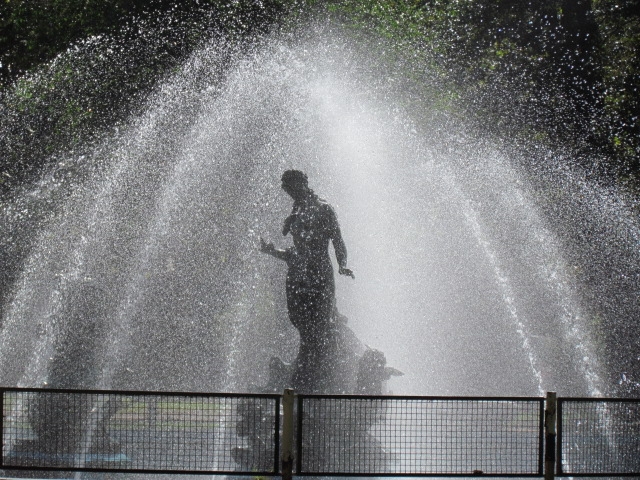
[558,397,640,477]
[297,395,544,477]
[1,388,280,476]
[1,387,639,478]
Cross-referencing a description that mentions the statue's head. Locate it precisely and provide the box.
[281,169,309,199]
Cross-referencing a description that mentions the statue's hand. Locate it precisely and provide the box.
[339,266,355,279]
[282,215,294,236]
[260,237,275,254]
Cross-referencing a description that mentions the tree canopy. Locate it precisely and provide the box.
[1,0,638,191]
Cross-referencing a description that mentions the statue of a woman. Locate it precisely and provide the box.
[261,170,354,392]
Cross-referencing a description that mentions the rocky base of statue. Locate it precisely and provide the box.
[232,313,402,473]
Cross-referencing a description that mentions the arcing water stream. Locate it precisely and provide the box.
[1,20,639,406]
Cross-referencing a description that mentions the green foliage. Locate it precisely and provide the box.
[593,0,640,173]
[1,0,639,190]
[0,0,290,84]
[2,0,136,81]
[298,0,638,183]
[0,0,292,197]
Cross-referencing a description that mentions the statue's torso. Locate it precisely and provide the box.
[288,198,335,263]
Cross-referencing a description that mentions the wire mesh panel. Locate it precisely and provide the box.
[1,388,280,475]
[558,398,640,476]
[297,395,543,476]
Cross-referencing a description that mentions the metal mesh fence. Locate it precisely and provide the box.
[1,388,280,475]
[297,395,544,476]
[558,398,640,476]
[5,388,639,478]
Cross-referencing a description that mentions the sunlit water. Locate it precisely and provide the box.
[2,20,638,413]
[2,14,640,480]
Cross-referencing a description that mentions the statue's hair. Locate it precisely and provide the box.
[281,169,308,187]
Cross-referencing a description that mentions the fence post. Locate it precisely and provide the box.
[281,389,295,480]
[544,391,557,480]
[0,389,3,468]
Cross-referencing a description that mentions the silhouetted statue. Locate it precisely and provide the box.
[261,170,354,393]
[248,174,403,472]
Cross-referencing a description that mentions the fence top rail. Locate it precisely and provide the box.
[558,396,640,403]
[0,386,281,399]
[298,393,545,402]
[2,387,637,403]
[294,473,545,478]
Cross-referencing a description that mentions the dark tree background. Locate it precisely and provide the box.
[1,0,638,190]
[0,0,289,195]
[0,0,288,82]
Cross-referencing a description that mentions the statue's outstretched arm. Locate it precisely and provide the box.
[260,237,289,261]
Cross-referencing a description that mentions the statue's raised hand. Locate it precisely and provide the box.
[339,266,355,279]
[260,237,275,254]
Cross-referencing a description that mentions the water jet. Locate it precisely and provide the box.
[1,18,639,477]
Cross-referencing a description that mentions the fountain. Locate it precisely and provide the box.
[1,12,639,477]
